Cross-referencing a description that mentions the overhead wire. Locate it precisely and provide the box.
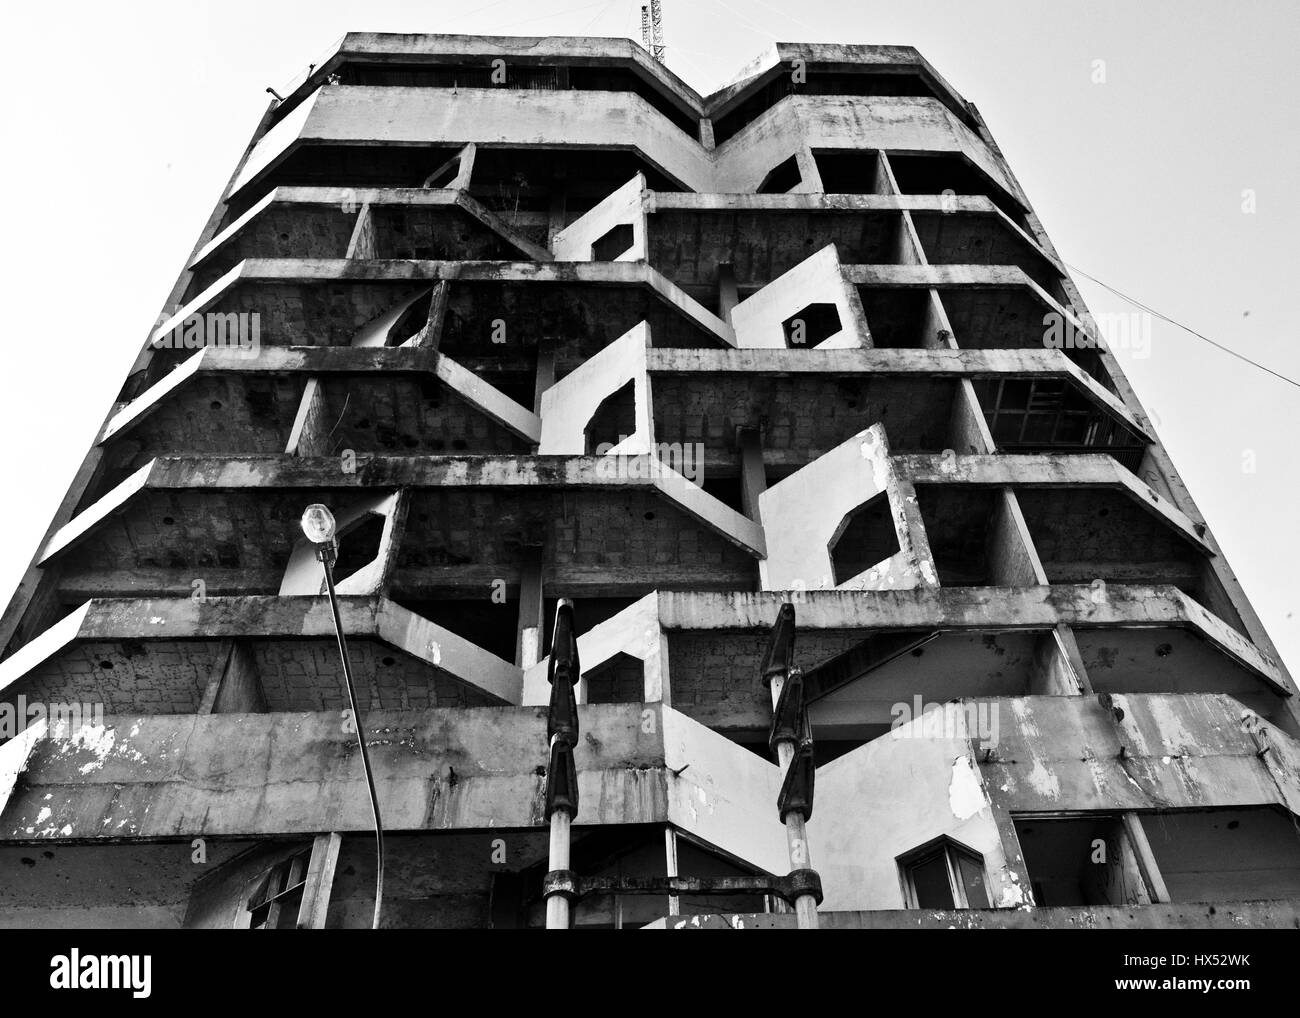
[1069,264,1300,391]
[578,0,621,34]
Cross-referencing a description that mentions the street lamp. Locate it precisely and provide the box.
[300,503,384,930]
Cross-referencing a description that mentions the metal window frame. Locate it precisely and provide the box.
[898,836,987,910]
[247,849,312,930]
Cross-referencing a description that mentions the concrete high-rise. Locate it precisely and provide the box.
[2,33,1298,929]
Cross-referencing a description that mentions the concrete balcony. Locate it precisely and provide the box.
[6,686,1294,921]
[231,83,1016,210]
[192,184,551,289]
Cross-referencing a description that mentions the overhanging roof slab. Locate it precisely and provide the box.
[0,596,522,708]
[41,454,765,573]
[654,587,1284,692]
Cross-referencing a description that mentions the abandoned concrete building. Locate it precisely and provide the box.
[2,33,1299,930]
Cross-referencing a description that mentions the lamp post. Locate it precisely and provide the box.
[301,503,385,930]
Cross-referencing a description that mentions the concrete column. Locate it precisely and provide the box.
[737,425,766,521]
[515,549,545,668]
[717,263,740,324]
[296,832,343,929]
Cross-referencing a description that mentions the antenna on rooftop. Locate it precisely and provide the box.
[640,0,665,62]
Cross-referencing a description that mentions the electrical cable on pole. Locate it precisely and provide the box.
[761,604,821,928]
[542,600,582,928]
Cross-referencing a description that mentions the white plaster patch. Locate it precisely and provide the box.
[1145,697,1197,757]
[58,722,116,775]
[1009,698,1041,740]
[948,755,987,820]
[997,869,1028,907]
[863,441,889,491]
[1026,756,1061,800]
[35,806,51,824]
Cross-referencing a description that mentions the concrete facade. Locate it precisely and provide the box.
[1,33,1298,929]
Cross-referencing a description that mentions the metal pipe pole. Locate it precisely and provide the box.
[546,774,572,930]
[544,598,579,930]
[664,826,681,917]
[321,552,384,930]
[768,669,819,929]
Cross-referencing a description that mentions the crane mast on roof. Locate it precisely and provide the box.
[640,0,665,62]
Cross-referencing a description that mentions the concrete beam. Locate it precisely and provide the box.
[650,192,998,214]
[0,702,787,875]
[42,452,763,564]
[0,704,662,839]
[193,186,551,271]
[102,345,542,448]
[648,346,1145,440]
[0,596,523,708]
[655,586,1284,689]
[894,453,1207,551]
[154,257,733,350]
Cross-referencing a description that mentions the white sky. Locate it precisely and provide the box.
[0,0,1296,671]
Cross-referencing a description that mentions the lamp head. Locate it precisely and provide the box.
[301,503,337,544]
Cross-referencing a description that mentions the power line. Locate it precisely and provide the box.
[746,0,824,38]
[667,47,716,85]
[710,0,780,43]
[1068,263,1300,391]
[578,0,620,33]
[492,1,610,32]
[439,0,517,31]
